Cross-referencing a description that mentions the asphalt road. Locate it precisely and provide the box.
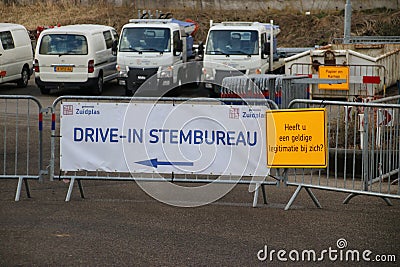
[0,78,399,266]
[1,180,399,266]
[0,78,209,105]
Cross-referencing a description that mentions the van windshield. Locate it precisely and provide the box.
[206,30,259,55]
[119,27,171,53]
[39,34,88,55]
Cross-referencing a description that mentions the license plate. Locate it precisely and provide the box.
[137,75,146,80]
[55,66,73,72]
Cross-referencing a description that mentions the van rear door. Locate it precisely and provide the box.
[37,33,90,83]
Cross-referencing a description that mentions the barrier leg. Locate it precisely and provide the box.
[261,184,268,205]
[344,193,393,206]
[77,179,85,199]
[15,177,23,201]
[382,197,393,206]
[252,183,260,207]
[24,179,31,198]
[284,185,302,210]
[65,178,75,202]
[305,187,321,208]
[343,193,357,204]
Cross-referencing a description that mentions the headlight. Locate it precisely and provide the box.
[249,68,262,75]
[117,65,128,77]
[158,66,173,78]
[202,67,215,81]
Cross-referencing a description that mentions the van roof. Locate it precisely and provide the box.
[122,22,180,31]
[40,24,115,35]
[0,23,28,31]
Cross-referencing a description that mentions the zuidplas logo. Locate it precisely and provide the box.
[74,105,100,116]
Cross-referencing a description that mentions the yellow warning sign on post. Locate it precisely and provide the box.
[318,66,349,90]
[266,108,327,168]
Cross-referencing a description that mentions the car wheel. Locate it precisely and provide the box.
[93,73,103,95]
[17,67,29,88]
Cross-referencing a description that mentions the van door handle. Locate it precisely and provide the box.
[51,64,75,67]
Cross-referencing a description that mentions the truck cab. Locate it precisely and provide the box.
[116,19,197,96]
[202,21,280,96]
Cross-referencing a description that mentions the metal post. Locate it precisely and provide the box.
[50,109,55,181]
[269,20,274,72]
[362,108,369,191]
[344,0,352,44]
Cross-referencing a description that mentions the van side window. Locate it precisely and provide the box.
[172,30,180,51]
[0,31,15,50]
[103,30,113,49]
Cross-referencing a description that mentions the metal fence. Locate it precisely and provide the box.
[221,74,309,108]
[2,93,400,209]
[0,95,45,201]
[282,99,400,210]
[50,96,279,202]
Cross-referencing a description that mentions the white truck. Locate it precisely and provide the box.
[202,21,281,96]
[115,18,202,96]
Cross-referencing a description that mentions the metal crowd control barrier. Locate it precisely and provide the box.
[282,99,400,210]
[0,95,45,201]
[50,96,280,203]
[221,74,310,108]
[288,63,387,99]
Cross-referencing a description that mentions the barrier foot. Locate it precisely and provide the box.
[343,193,357,204]
[24,179,31,198]
[343,193,393,206]
[261,184,268,205]
[285,185,322,210]
[285,185,302,210]
[65,178,75,202]
[77,179,85,199]
[15,177,23,201]
[305,187,321,209]
[382,197,393,206]
[252,183,260,207]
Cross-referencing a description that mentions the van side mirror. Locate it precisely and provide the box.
[262,42,271,59]
[112,40,118,56]
[174,40,183,56]
[198,41,204,56]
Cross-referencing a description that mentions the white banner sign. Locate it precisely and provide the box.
[60,102,268,176]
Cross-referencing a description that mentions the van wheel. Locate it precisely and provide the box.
[17,67,29,88]
[93,74,103,95]
[40,86,50,94]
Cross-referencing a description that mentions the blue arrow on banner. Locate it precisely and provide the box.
[135,158,194,168]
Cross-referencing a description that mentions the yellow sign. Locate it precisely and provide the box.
[318,66,349,90]
[266,108,327,168]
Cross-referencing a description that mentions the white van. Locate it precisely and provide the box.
[34,24,118,95]
[0,23,33,88]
